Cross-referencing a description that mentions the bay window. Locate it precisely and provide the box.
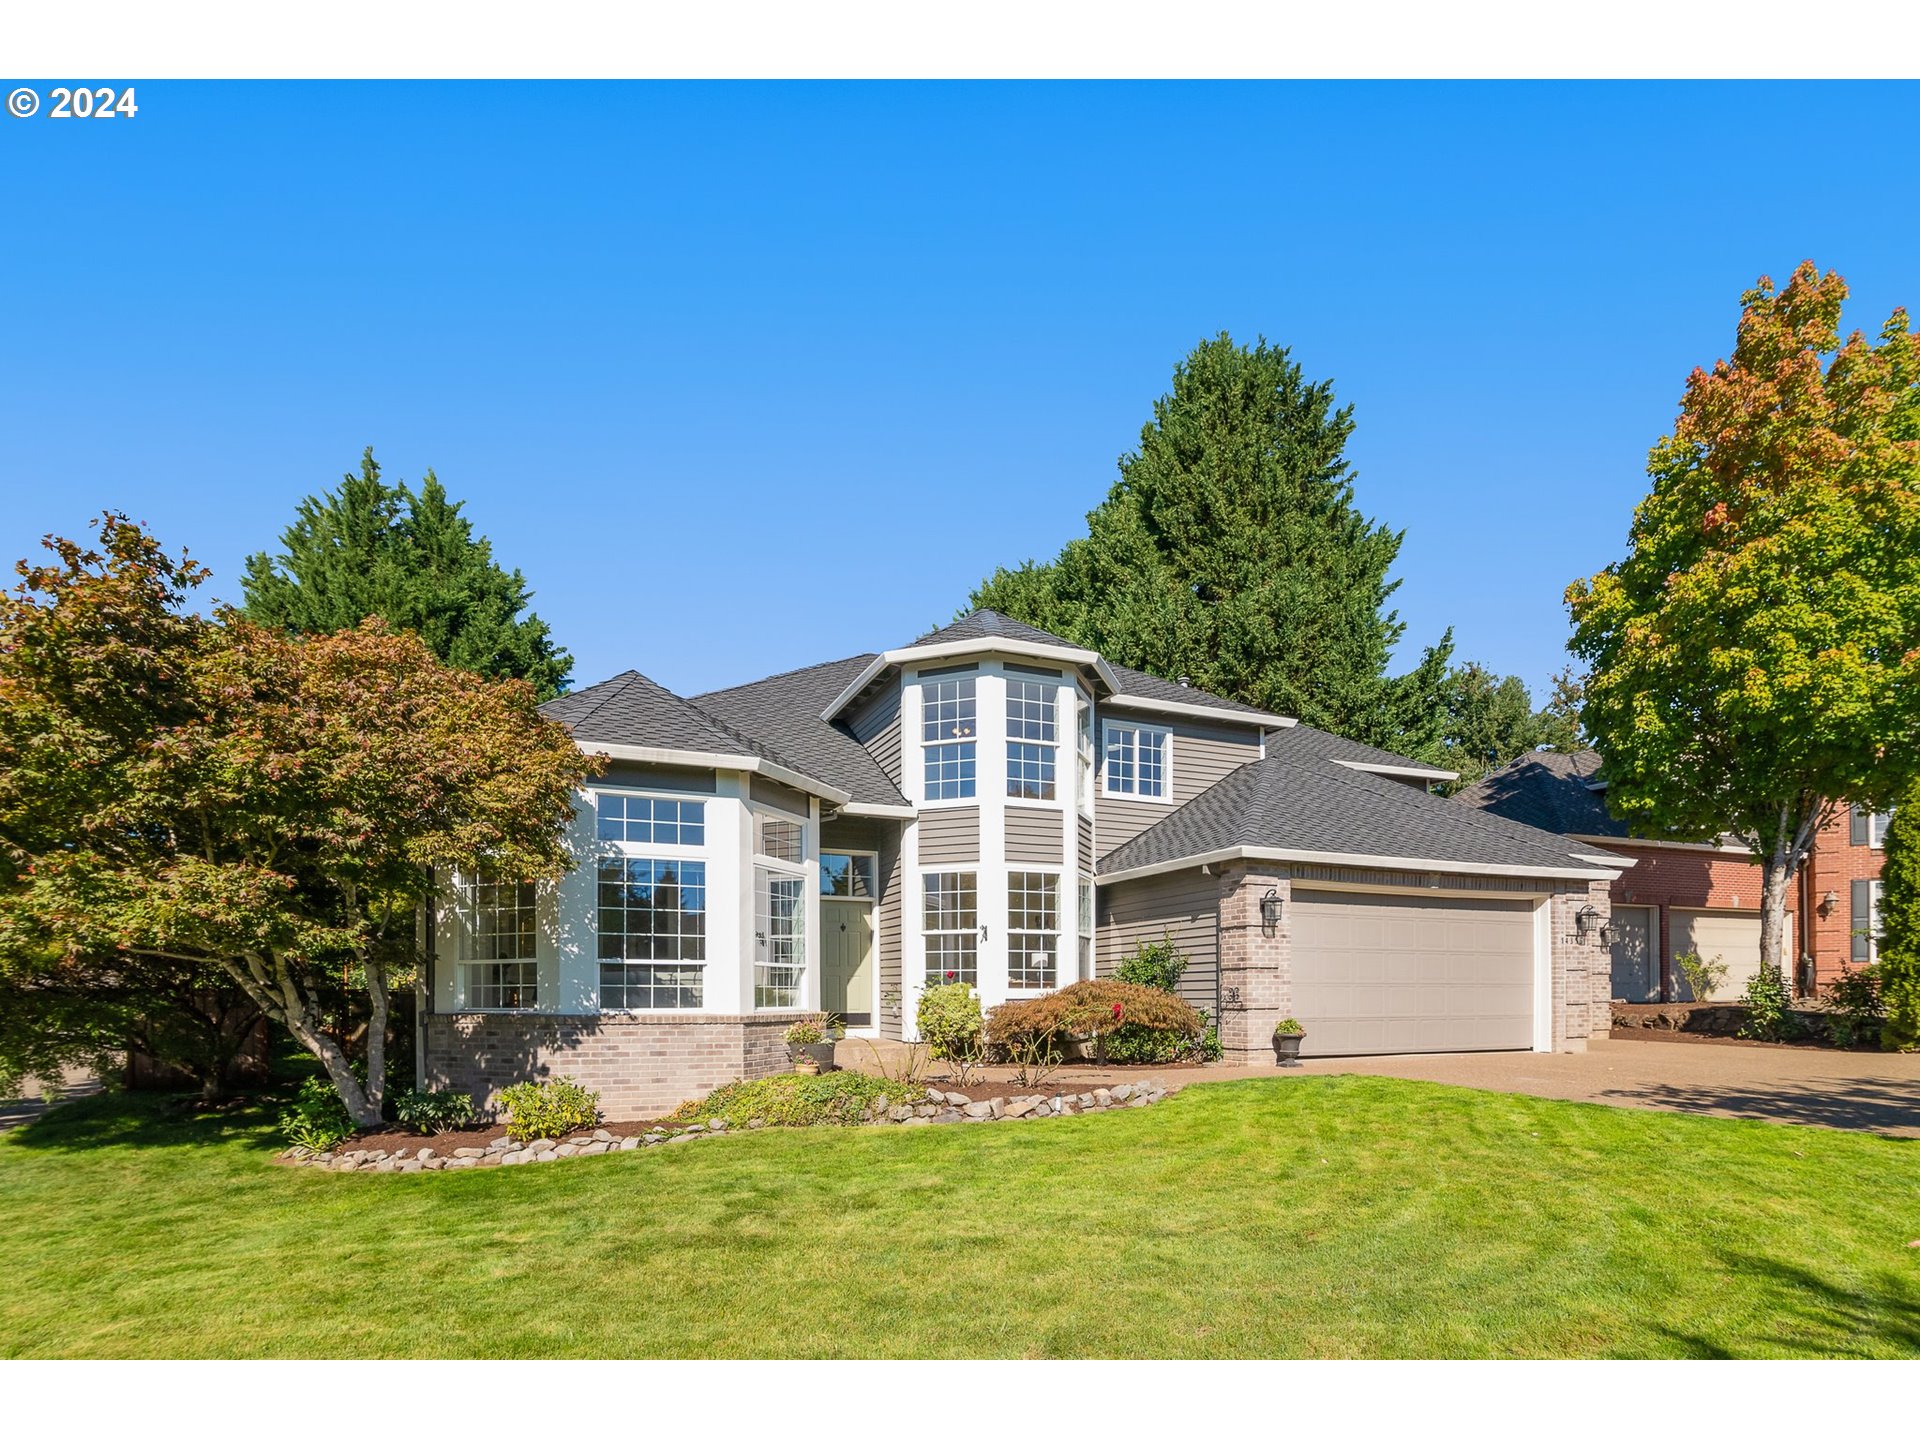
[755,868,806,1007]
[922,673,977,801]
[1008,871,1059,990]
[923,870,978,985]
[1006,675,1058,801]
[598,857,706,1009]
[464,873,537,1010]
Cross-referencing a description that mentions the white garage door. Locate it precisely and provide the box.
[1290,890,1537,1056]
[1669,910,1775,1001]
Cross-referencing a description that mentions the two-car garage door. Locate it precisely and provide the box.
[1289,890,1537,1057]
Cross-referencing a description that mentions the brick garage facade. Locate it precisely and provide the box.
[1801,804,1887,991]
[1211,861,1610,1065]
[1593,839,1771,1000]
[423,1011,808,1120]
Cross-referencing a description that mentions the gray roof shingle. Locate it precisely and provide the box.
[1098,728,1618,877]
[1451,750,1621,836]
[541,670,799,773]
[907,610,1083,650]
[692,655,909,808]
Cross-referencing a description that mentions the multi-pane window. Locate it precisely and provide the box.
[1076,700,1095,804]
[1007,675,1058,800]
[1104,722,1171,799]
[1007,871,1059,990]
[596,792,706,846]
[923,871,978,985]
[922,674,977,801]
[1078,877,1094,983]
[465,874,537,1009]
[755,869,806,1007]
[598,858,706,1009]
[821,852,878,898]
[756,813,805,863]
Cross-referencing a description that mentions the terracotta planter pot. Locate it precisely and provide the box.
[1273,1031,1306,1067]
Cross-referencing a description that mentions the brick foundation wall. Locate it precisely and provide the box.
[423,1011,811,1120]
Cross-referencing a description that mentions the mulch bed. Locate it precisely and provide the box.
[1610,1025,1862,1053]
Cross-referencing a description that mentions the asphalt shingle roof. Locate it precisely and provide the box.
[541,671,800,773]
[1098,728,1617,877]
[692,655,909,809]
[906,610,1083,650]
[1452,750,1622,837]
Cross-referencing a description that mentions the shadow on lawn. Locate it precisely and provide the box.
[3,1085,288,1155]
[1598,1076,1920,1140]
[1653,1254,1920,1358]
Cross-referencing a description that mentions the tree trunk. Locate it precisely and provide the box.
[364,959,390,1117]
[1756,797,1827,992]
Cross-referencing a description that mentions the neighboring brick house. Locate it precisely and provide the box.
[423,612,1624,1118]
[1456,750,1888,1002]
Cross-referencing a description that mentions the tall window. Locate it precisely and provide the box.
[1007,871,1059,990]
[1076,700,1094,805]
[1006,676,1058,801]
[756,868,806,1007]
[1104,721,1170,799]
[596,792,706,846]
[756,813,805,863]
[598,858,706,1009]
[1078,877,1094,983]
[923,871,978,985]
[465,874,537,1009]
[922,674,977,801]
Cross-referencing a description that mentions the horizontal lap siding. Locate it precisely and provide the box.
[850,687,903,787]
[1006,806,1064,864]
[918,807,981,865]
[1094,719,1262,858]
[1078,814,1094,875]
[1098,870,1220,1015]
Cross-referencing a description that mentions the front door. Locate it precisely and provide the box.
[1609,904,1659,1002]
[822,898,875,1028]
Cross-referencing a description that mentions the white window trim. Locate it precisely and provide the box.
[753,863,809,1010]
[921,867,981,988]
[820,848,881,905]
[1870,812,1892,849]
[455,873,541,1013]
[588,786,717,1014]
[1006,866,1063,992]
[1866,879,1884,963]
[1101,719,1175,802]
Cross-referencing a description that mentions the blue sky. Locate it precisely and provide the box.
[2,81,1915,702]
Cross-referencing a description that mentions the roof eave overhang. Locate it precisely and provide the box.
[1568,832,1752,857]
[1331,757,1457,782]
[1095,845,1629,887]
[1102,693,1295,729]
[580,741,852,807]
[835,801,917,819]
[820,639,1121,720]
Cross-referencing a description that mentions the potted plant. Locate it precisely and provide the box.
[783,1019,836,1074]
[1273,1017,1306,1067]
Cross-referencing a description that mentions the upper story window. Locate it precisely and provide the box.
[1076,699,1094,805]
[922,673,977,801]
[1103,721,1171,800]
[464,873,537,1010]
[1007,676,1058,801]
[597,792,706,846]
[756,813,806,863]
[1855,878,1884,964]
[1852,806,1893,848]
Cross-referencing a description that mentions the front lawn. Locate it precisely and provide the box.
[2,1075,1916,1357]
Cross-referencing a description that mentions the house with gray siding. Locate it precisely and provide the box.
[422,611,1627,1118]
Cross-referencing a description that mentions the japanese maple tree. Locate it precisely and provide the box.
[1568,263,1920,979]
[0,517,595,1127]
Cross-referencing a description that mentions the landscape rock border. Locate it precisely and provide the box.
[283,1080,1171,1173]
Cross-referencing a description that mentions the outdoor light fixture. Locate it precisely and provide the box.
[1259,888,1283,933]
[1822,889,1840,912]
[1599,921,1614,948]
[1575,904,1602,942]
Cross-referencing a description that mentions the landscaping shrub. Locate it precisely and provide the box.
[1880,786,1920,1051]
[390,1085,477,1134]
[985,979,1204,1059]
[496,1076,600,1141]
[666,1071,920,1129]
[280,1075,355,1153]
[917,982,984,1063]
[1114,937,1188,994]
[1738,964,1796,1042]
[1674,950,1728,1002]
[782,1019,825,1048]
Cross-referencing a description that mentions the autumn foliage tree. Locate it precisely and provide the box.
[1568,263,1920,979]
[0,517,595,1127]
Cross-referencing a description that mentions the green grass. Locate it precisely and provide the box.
[3,1075,1917,1357]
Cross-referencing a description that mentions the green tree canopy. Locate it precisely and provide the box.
[242,448,572,700]
[1876,786,1920,1051]
[0,517,595,1127]
[1568,262,1920,977]
[972,334,1453,758]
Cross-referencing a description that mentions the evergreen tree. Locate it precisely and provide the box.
[242,448,572,700]
[1878,784,1920,1051]
[972,334,1452,756]
[1434,663,1592,792]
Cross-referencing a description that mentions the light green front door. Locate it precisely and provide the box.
[822,898,875,1026]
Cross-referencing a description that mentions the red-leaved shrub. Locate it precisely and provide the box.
[985,979,1203,1053]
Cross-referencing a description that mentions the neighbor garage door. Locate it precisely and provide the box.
[1669,910,1768,1000]
[1289,890,1537,1056]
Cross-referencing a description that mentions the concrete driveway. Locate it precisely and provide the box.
[1287,1032,1920,1139]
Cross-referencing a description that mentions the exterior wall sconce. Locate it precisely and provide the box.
[1821,890,1839,914]
[1259,888,1283,935]
[1575,904,1602,942]
[1599,921,1614,948]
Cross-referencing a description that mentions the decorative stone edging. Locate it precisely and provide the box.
[284,1079,1171,1173]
